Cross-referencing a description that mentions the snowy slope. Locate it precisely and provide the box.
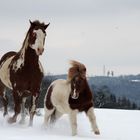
[0,109,140,140]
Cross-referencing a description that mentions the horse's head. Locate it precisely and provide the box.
[70,74,87,99]
[68,60,87,99]
[28,20,50,55]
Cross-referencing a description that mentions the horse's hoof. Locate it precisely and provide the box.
[3,112,8,117]
[72,132,77,136]
[8,117,16,124]
[28,121,33,127]
[19,119,26,125]
[94,130,100,135]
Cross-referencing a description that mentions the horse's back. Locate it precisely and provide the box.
[0,51,17,66]
[51,79,71,96]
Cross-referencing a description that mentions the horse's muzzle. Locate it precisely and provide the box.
[37,48,44,55]
[71,91,79,99]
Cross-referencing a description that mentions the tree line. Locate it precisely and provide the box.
[91,85,139,110]
[0,76,139,110]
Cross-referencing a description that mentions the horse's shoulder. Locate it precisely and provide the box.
[0,51,17,65]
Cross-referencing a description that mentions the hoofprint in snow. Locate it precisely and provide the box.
[0,109,140,140]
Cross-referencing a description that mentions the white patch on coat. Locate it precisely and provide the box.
[14,83,16,88]
[71,89,78,99]
[0,56,14,89]
[50,79,71,113]
[3,90,7,100]
[31,29,45,55]
[12,57,24,72]
[30,96,36,113]
[14,35,29,72]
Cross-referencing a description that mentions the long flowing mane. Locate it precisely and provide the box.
[67,60,86,80]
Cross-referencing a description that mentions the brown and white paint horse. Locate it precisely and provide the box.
[0,20,49,126]
[44,60,100,136]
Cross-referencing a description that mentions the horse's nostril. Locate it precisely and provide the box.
[37,48,44,55]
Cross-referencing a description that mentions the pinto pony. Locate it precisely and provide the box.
[44,60,100,136]
[0,20,49,126]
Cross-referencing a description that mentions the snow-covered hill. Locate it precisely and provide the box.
[0,109,140,140]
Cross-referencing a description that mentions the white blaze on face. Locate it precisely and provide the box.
[31,29,45,55]
[72,88,78,99]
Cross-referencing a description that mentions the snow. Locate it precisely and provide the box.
[131,80,140,82]
[0,109,140,140]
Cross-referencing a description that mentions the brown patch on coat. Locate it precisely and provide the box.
[69,78,93,112]
[45,85,54,110]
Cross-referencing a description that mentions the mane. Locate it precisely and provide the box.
[31,20,46,27]
[67,60,86,80]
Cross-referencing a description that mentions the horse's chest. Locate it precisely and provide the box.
[10,65,43,89]
[69,94,93,112]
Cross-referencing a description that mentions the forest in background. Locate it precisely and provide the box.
[0,74,140,110]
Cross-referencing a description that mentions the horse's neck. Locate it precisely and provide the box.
[24,47,39,67]
[18,33,39,67]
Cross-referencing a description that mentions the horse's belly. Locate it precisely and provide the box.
[56,103,70,114]
[0,57,13,89]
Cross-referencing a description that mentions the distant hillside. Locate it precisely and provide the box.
[44,74,140,106]
[89,75,140,105]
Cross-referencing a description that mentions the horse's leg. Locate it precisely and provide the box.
[8,91,21,123]
[19,97,26,124]
[69,109,78,136]
[53,110,63,121]
[86,107,100,135]
[0,80,8,116]
[29,94,39,126]
[2,90,8,116]
[44,107,55,126]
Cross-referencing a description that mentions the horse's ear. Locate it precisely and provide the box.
[44,23,50,30]
[29,20,36,27]
[29,20,32,25]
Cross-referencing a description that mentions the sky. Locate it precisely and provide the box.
[0,0,140,76]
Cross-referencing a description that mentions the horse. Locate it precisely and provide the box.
[0,20,50,126]
[44,60,100,136]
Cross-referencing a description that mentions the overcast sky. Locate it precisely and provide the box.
[0,0,140,76]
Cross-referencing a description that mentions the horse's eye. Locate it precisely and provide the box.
[83,68,86,72]
[32,32,36,37]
